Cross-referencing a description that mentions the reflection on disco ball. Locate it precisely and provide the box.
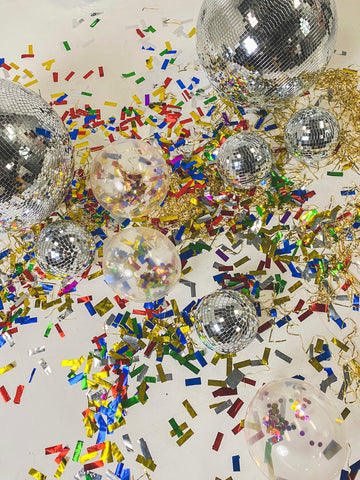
[196,0,337,108]
[244,378,346,480]
[35,220,96,278]
[0,79,74,232]
[90,139,170,220]
[284,106,339,164]
[217,132,272,189]
[103,227,182,303]
[192,289,259,354]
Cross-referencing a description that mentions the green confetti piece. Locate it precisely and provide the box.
[122,395,139,408]
[159,49,169,56]
[264,439,272,464]
[81,374,88,390]
[44,323,53,338]
[90,18,100,27]
[81,92,92,96]
[327,171,343,177]
[63,41,71,51]
[169,418,183,438]
[204,95,217,105]
[131,317,140,336]
[144,376,157,383]
[72,440,84,462]
[176,101,184,107]
[130,364,145,378]
[122,72,136,78]
[170,58,176,64]
[143,25,156,32]
[135,77,145,84]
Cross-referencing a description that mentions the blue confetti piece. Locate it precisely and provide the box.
[56,94,68,103]
[350,460,360,472]
[292,375,305,380]
[194,350,207,367]
[29,367,36,383]
[115,463,124,478]
[232,455,240,472]
[185,377,201,386]
[288,262,302,278]
[341,190,355,196]
[175,225,186,242]
[176,79,186,89]
[254,301,261,316]
[266,213,273,225]
[276,315,291,328]
[95,414,107,444]
[206,105,216,116]
[264,124,278,131]
[254,117,264,130]
[324,367,334,377]
[68,372,84,385]
[14,316,37,325]
[340,471,349,480]
[180,249,194,261]
[353,294,359,311]
[84,301,96,316]
[0,335,5,348]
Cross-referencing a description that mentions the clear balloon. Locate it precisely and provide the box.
[244,378,347,480]
[35,220,96,278]
[284,106,339,165]
[90,139,170,220]
[196,0,337,108]
[192,289,259,354]
[217,132,272,189]
[0,79,74,231]
[102,227,181,303]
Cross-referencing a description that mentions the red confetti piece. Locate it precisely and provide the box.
[294,208,304,220]
[52,72,58,82]
[241,377,256,386]
[1,63,11,70]
[78,296,93,303]
[87,443,106,453]
[65,71,75,81]
[136,28,145,38]
[83,70,94,79]
[13,385,24,404]
[84,461,104,472]
[232,423,244,435]
[212,432,224,451]
[98,66,104,77]
[294,299,305,312]
[342,279,352,291]
[212,387,237,397]
[144,342,157,357]
[55,323,65,338]
[55,447,70,464]
[298,309,313,322]
[274,260,287,273]
[227,398,244,418]
[257,321,273,333]
[311,303,328,313]
[45,445,63,455]
[90,146,104,152]
[0,385,10,402]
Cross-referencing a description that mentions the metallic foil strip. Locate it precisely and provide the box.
[138,437,152,460]
[122,434,134,452]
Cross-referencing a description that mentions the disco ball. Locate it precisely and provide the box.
[102,227,182,303]
[90,139,170,220]
[284,106,339,164]
[244,378,346,480]
[191,289,259,354]
[0,79,74,232]
[217,132,272,188]
[196,0,337,108]
[35,220,96,278]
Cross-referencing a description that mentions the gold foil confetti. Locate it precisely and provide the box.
[182,399,197,418]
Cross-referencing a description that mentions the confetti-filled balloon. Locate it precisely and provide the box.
[217,132,272,189]
[35,220,96,278]
[284,106,340,164]
[192,289,259,354]
[196,0,337,108]
[103,227,181,303]
[90,139,170,220]
[244,378,346,480]
[0,79,74,231]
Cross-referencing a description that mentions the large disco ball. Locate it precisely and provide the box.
[191,289,259,354]
[217,132,272,188]
[284,106,339,164]
[35,220,96,278]
[196,0,337,108]
[0,79,74,232]
[103,227,182,303]
[244,378,346,480]
[90,139,170,220]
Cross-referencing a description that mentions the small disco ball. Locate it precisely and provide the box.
[217,132,272,189]
[0,79,74,232]
[90,139,170,220]
[244,378,346,480]
[196,0,337,108]
[35,220,96,278]
[284,106,339,164]
[103,227,182,303]
[192,289,259,354]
